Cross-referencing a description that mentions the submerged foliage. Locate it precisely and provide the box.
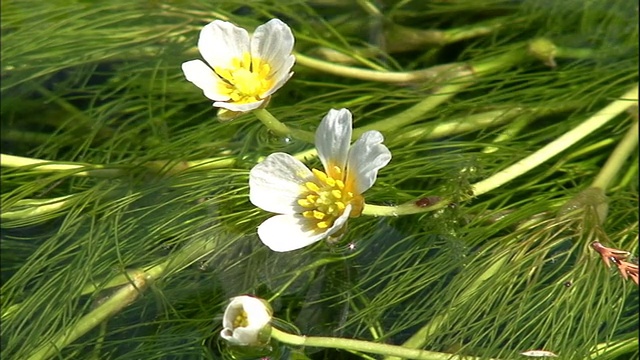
[1,1,637,360]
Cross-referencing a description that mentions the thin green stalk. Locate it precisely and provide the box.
[471,84,638,198]
[253,108,315,143]
[271,327,497,360]
[591,120,639,191]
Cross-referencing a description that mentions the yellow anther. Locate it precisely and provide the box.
[331,190,342,199]
[305,182,320,192]
[312,169,328,183]
[336,202,346,211]
[233,310,249,328]
[306,194,319,203]
[313,210,326,220]
[302,211,315,218]
[317,221,330,229]
[298,199,313,207]
[325,177,336,187]
[335,180,345,189]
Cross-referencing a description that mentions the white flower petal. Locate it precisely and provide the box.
[257,214,327,252]
[250,153,314,214]
[213,99,265,112]
[198,20,250,70]
[316,109,352,177]
[220,328,235,342]
[251,19,295,83]
[257,204,352,252]
[346,130,391,194]
[181,60,231,102]
[232,327,260,345]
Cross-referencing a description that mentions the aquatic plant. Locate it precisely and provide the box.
[1,1,637,359]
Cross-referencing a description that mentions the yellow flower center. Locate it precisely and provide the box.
[214,52,273,104]
[297,166,364,232]
[233,310,249,328]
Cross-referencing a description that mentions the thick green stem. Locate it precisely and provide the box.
[26,271,149,360]
[471,84,638,198]
[253,108,315,143]
[353,48,527,137]
[362,200,447,217]
[271,327,496,360]
[384,254,510,360]
[394,108,525,144]
[295,52,462,83]
[1,194,78,220]
[0,154,122,178]
[589,337,638,359]
[0,154,236,178]
[23,234,219,360]
[591,120,639,191]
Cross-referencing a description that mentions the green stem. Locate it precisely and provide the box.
[394,108,526,143]
[353,77,472,137]
[353,48,527,137]
[26,271,149,360]
[589,337,638,359]
[270,327,496,360]
[591,120,639,191]
[362,200,448,217]
[0,154,236,178]
[1,194,78,220]
[384,253,510,360]
[384,17,507,51]
[470,84,638,198]
[482,112,534,153]
[296,52,463,83]
[0,154,123,178]
[23,233,220,360]
[253,108,315,143]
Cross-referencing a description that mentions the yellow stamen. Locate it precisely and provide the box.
[296,166,361,233]
[298,199,313,207]
[233,310,249,328]
[305,182,320,192]
[213,52,274,105]
[313,210,326,220]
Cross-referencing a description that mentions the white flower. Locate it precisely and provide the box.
[181,18,295,115]
[249,108,392,252]
[220,295,272,346]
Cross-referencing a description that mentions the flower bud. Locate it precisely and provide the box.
[220,295,272,346]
